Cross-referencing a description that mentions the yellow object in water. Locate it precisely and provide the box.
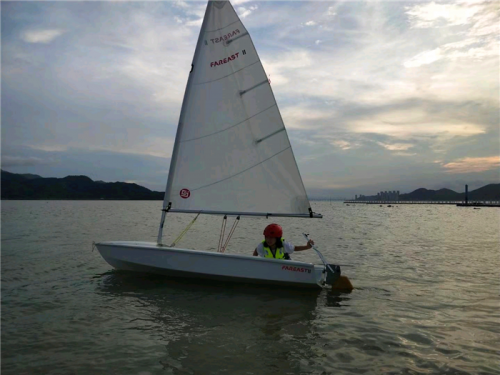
[331,275,354,292]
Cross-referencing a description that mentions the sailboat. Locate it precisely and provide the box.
[95,0,350,290]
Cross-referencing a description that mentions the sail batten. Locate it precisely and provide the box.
[163,0,317,217]
[240,79,268,95]
[225,32,248,45]
[256,128,285,144]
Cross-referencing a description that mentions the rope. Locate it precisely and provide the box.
[220,216,240,253]
[170,213,200,247]
[218,215,227,252]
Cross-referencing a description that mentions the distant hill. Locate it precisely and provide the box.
[399,188,463,201]
[20,173,43,180]
[467,184,500,201]
[3,170,498,201]
[399,185,500,201]
[354,184,499,202]
[1,170,164,200]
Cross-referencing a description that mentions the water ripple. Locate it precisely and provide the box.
[2,201,499,374]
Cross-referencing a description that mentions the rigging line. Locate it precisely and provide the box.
[194,60,260,86]
[170,213,200,247]
[221,215,240,253]
[218,215,227,252]
[181,103,277,143]
[192,146,291,192]
[205,19,241,33]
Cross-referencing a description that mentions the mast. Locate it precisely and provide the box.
[157,1,212,244]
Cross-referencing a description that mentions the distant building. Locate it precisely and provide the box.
[377,190,400,201]
[354,190,400,201]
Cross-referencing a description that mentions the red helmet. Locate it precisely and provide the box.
[263,223,283,238]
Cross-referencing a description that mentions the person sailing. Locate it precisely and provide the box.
[252,223,314,260]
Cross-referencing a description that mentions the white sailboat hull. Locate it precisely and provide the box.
[95,241,326,288]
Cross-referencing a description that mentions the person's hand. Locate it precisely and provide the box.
[306,239,314,249]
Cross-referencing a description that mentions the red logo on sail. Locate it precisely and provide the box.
[180,189,191,199]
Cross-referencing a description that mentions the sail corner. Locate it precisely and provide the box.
[212,1,228,10]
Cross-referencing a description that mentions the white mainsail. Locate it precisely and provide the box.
[163,0,318,218]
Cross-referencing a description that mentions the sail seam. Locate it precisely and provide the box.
[192,146,291,192]
[194,60,260,85]
[206,20,241,33]
[181,103,277,143]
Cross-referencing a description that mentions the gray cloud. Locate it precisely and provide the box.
[20,29,65,44]
[2,1,498,198]
[1,155,56,167]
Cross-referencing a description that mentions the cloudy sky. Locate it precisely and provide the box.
[2,0,499,198]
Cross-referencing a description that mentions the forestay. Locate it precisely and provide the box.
[163,0,318,218]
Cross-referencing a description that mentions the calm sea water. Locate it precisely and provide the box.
[2,200,499,375]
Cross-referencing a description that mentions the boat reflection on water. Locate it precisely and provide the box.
[96,269,324,296]
[323,290,352,308]
[95,270,352,373]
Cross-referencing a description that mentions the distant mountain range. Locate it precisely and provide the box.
[1,170,164,200]
[1,170,499,201]
[359,185,499,202]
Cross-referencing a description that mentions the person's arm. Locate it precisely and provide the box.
[294,239,314,252]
